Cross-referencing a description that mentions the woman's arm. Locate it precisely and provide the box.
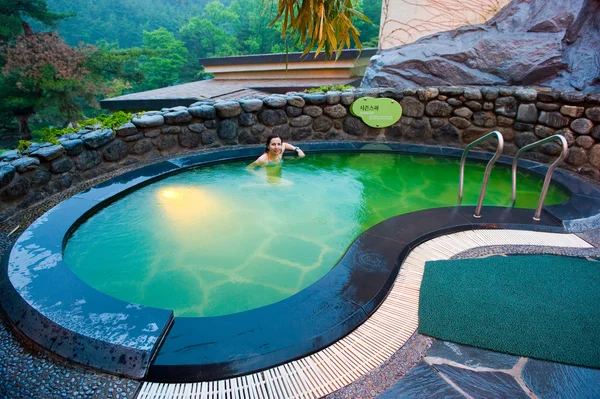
[283,142,305,158]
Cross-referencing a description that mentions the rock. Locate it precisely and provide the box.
[0,165,16,188]
[287,96,305,107]
[560,91,586,103]
[340,92,354,105]
[10,157,39,173]
[453,107,473,118]
[461,126,490,143]
[481,88,499,101]
[144,129,161,138]
[31,145,65,161]
[32,169,51,186]
[259,109,288,126]
[213,101,242,118]
[590,145,600,168]
[303,93,327,105]
[162,105,188,113]
[204,120,217,129]
[570,118,594,134]
[449,117,471,129]
[472,112,496,128]
[566,146,587,165]
[516,104,538,123]
[102,141,127,161]
[556,128,576,145]
[587,93,600,103]
[239,99,263,113]
[201,131,217,145]
[463,88,482,100]
[514,122,535,131]
[157,135,178,150]
[343,116,367,136]
[0,177,30,200]
[132,114,164,128]
[313,116,333,132]
[218,120,238,140]
[575,135,595,149]
[239,113,257,127]
[534,125,555,139]
[585,107,600,122]
[515,89,538,101]
[434,124,460,140]
[560,105,584,118]
[116,123,138,137]
[0,150,19,161]
[188,105,217,119]
[326,91,341,104]
[47,173,73,193]
[536,102,561,111]
[465,101,483,111]
[81,129,115,149]
[425,100,453,117]
[430,118,446,128]
[286,106,303,117]
[291,127,312,140]
[324,104,347,118]
[495,97,518,117]
[497,116,514,127]
[60,139,84,156]
[421,88,440,101]
[76,150,102,170]
[539,111,570,128]
[273,124,291,139]
[290,115,312,127]
[439,87,464,96]
[50,156,74,174]
[399,97,425,118]
[537,91,559,102]
[164,110,193,125]
[179,129,200,148]
[591,126,600,140]
[447,98,463,106]
[129,138,153,155]
[188,123,206,133]
[362,0,600,93]
[514,132,539,148]
[238,129,260,144]
[539,142,563,155]
[162,125,181,135]
[498,127,518,141]
[251,124,266,135]
[483,102,494,110]
[263,96,288,108]
[303,106,324,118]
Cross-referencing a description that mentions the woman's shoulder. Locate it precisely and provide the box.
[255,153,268,164]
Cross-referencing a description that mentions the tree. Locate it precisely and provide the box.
[267,0,370,57]
[0,0,72,41]
[138,28,188,90]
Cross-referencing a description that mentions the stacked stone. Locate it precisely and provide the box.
[1,87,600,219]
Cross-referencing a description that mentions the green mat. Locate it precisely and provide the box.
[418,254,600,368]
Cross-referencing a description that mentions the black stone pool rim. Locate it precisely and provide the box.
[1,142,599,383]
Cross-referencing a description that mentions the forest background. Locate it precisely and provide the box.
[0,0,381,145]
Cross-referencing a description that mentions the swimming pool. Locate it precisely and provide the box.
[3,142,598,381]
[63,153,568,317]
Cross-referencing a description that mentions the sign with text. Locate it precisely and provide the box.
[350,97,402,128]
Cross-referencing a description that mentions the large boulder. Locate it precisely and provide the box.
[363,0,599,93]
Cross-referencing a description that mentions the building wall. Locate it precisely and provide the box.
[379,0,511,49]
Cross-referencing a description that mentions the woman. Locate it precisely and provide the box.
[249,134,305,168]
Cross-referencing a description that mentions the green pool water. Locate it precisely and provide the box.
[63,153,569,317]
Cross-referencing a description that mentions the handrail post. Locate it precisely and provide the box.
[458,131,504,218]
[511,134,568,221]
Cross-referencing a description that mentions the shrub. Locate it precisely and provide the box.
[305,84,354,93]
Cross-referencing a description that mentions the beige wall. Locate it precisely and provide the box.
[379,0,511,49]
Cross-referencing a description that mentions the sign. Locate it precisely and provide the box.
[350,97,402,128]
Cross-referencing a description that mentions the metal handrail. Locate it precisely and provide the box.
[511,134,568,221]
[458,131,504,218]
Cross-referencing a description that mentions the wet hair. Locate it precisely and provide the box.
[265,134,282,152]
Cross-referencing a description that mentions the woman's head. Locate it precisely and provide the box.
[265,134,282,153]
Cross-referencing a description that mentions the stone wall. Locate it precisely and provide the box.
[1,86,599,220]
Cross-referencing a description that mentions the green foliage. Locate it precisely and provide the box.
[305,84,354,93]
[17,140,31,153]
[33,126,64,144]
[0,0,72,41]
[138,28,188,90]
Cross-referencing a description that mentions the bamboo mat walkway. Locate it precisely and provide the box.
[136,229,592,399]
